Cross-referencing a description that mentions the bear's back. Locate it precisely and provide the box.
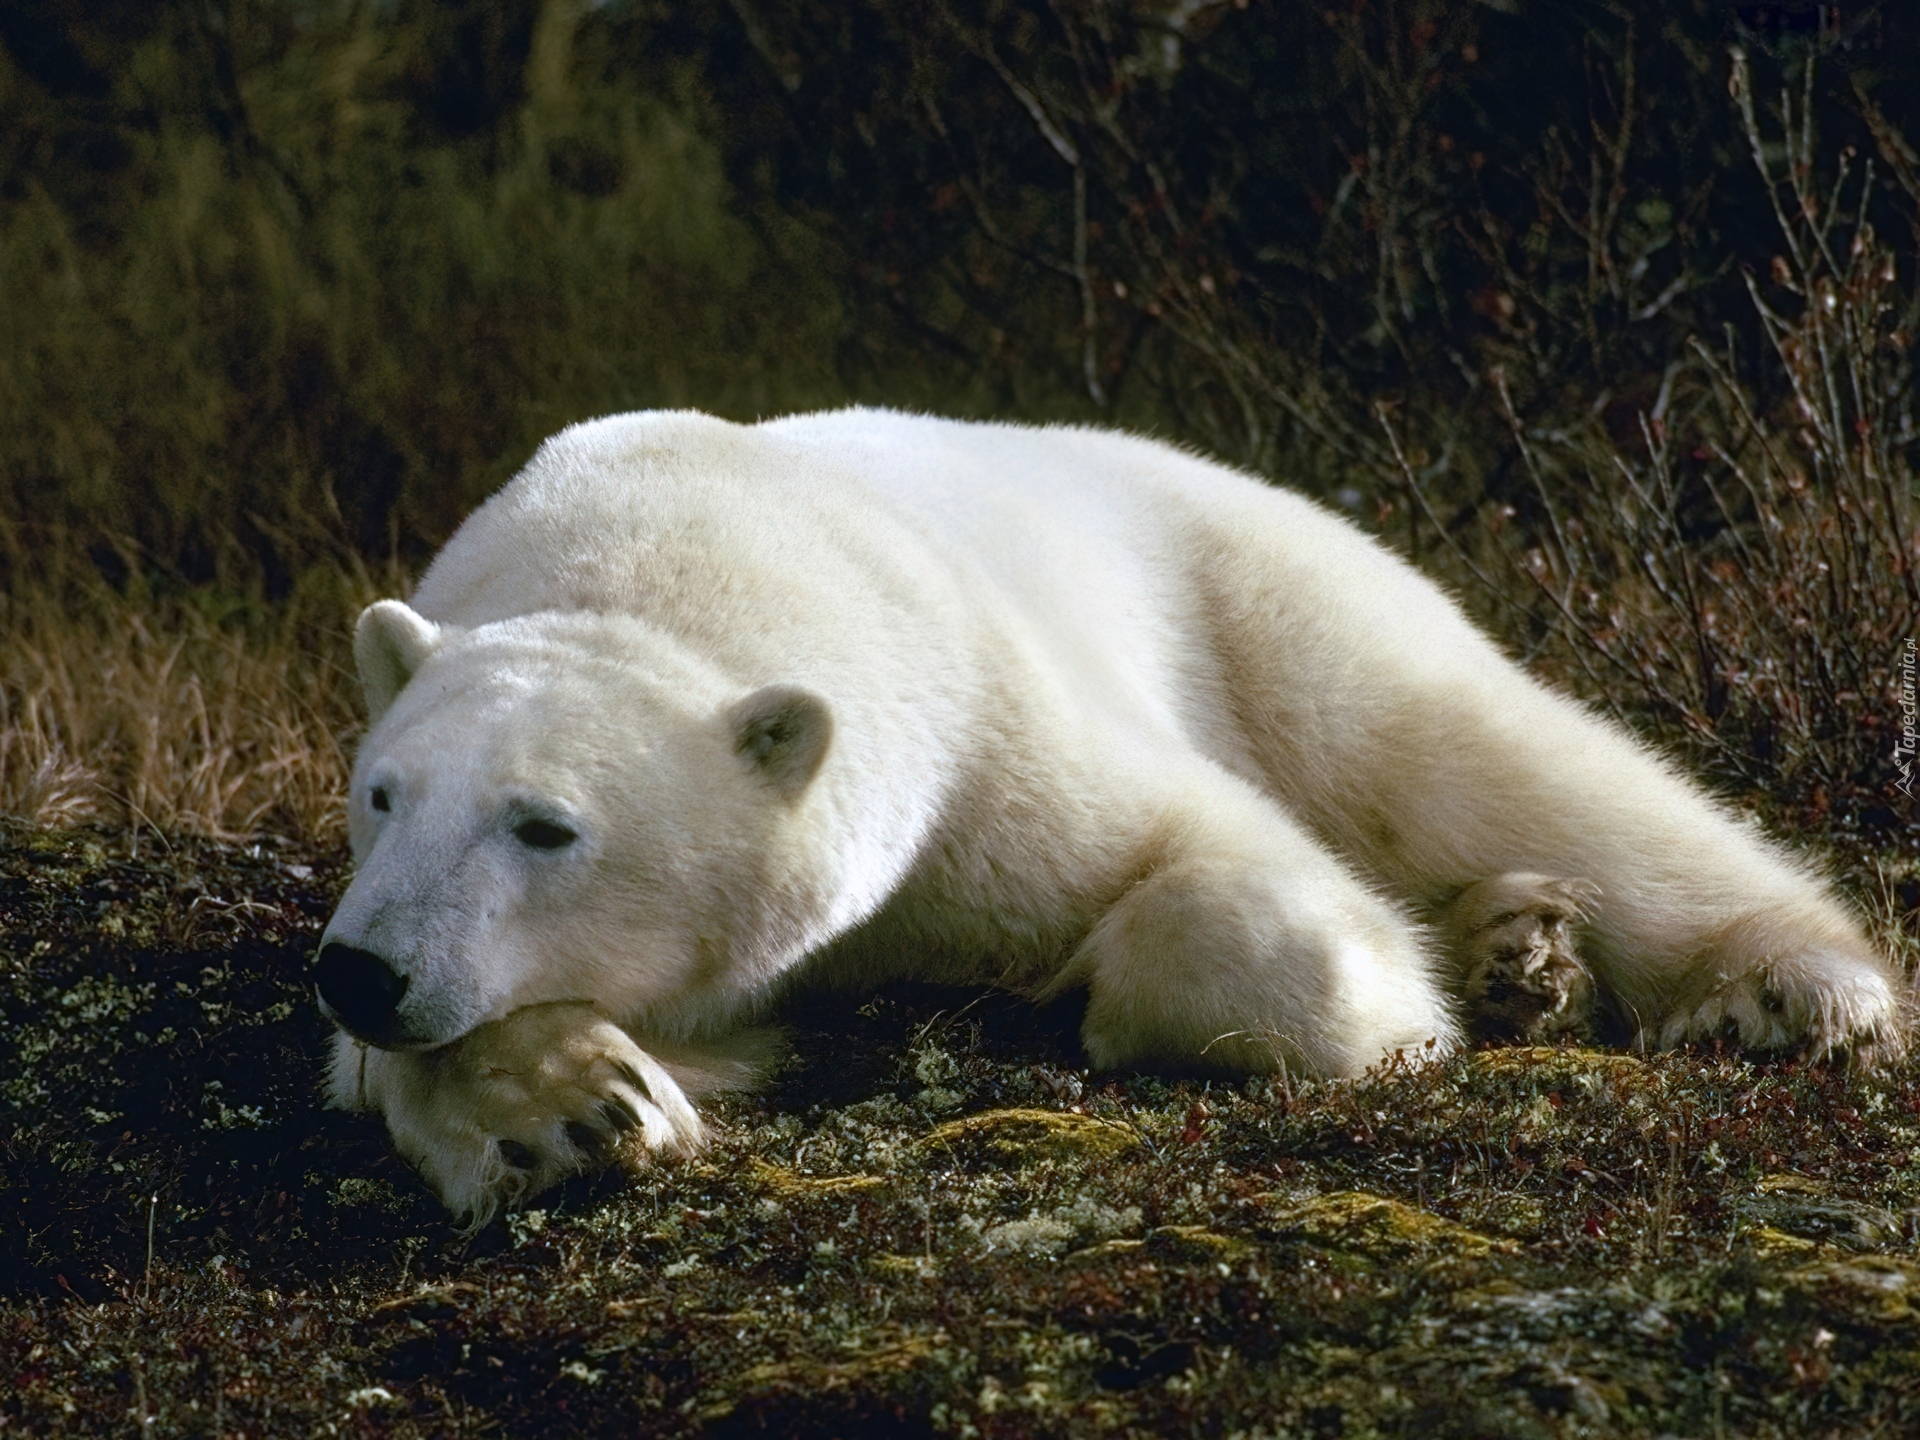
[407,407,1505,767]
[414,406,1425,627]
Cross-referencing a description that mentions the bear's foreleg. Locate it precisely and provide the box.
[1046,773,1460,1078]
[326,1003,709,1228]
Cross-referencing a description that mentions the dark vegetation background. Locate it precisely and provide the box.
[3,1,1920,1435]
[1,0,1915,851]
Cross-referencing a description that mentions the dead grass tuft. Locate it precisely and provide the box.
[0,559,370,841]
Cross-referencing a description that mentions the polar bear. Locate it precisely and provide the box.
[317,408,1902,1223]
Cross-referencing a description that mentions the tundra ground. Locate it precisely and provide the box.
[3,822,1919,1438]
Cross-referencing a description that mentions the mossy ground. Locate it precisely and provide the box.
[4,823,1919,1437]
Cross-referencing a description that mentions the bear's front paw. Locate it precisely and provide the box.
[362,1002,704,1228]
[1654,953,1903,1067]
[1442,874,1597,1044]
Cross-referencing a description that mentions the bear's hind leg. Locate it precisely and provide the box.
[1051,772,1459,1079]
[1433,873,1599,1044]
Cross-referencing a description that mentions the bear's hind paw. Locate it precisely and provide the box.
[1653,954,1905,1068]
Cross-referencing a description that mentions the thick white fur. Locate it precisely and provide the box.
[322,408,1901,1224]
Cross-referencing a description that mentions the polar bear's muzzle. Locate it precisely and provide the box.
[315,941,418,1048]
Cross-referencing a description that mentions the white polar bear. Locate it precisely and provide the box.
[317,408,1902,1224]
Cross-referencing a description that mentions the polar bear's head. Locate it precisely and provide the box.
[315,600,835,1051]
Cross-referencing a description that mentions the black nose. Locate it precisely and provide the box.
[315,943,411,1041]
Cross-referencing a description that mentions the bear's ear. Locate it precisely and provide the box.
[729,685,833,799]
[354,600,443,722]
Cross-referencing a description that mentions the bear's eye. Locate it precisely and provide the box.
[514,818,577,850]
[370,786,391,813]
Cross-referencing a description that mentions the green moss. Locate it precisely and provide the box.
[699,1334,947,1422]
[920,1107,1143,1165]
[1142,1224,1256,1263]
[1780,1256,1920,1322]
[747,1160,888,1198]
[1742,1225,1831,1261]
[1257,1190,1517,1259]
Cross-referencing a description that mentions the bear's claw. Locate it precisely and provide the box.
[614,1060,654,1102]
[560,1096,644,1162]
[603,1094,643,1131]
[498,1139,539,1171]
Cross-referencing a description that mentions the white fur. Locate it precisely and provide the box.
[320,408,1902,1223]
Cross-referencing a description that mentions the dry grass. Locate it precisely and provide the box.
[0,559,368,842]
